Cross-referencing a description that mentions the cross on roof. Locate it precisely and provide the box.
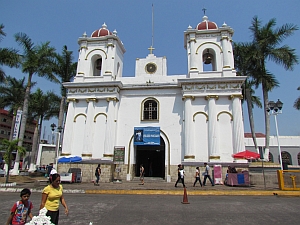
[148,46,155,54]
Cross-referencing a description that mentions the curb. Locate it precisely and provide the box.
[84,189,300,196]
[0,188,86,194]
[1,188,300,196]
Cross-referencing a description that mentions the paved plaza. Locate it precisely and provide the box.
[1,177,300,224]
[1,193,300,225]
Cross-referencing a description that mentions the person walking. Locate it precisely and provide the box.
[203,163,214,186]
[193,166,202,187]
[49,166,57,183]
[94,164,101,186]
[46,163,53,179]
[40,173,68,225]
[6,188,33,225]
[140,164,145,185]
[175,164,185,187]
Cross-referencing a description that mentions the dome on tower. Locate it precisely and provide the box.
[91,23,112,37]
[196,16,218,30]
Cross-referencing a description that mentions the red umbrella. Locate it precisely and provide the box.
[232,150,260,160]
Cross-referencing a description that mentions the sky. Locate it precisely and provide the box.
[1,0,300,140]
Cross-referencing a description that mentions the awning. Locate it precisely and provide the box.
[58,156,82,163]
[232,150,260,160]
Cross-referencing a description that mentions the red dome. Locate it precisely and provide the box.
[196,16,218,30]
[91,23,112,37]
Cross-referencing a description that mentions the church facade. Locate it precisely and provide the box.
[61,16,246,182]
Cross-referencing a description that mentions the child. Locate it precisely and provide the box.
[6,188,33,225]
[193,166,203,187]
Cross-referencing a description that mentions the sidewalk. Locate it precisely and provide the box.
[1,178,300,196]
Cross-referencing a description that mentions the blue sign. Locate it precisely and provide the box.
[134,127,160,145]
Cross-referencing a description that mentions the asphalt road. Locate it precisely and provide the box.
[1,193,299,225]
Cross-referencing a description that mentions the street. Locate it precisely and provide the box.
[1,193,299,225]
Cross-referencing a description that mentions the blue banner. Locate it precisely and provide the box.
[134,127,160,145]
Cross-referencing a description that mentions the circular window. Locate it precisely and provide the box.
[145,63,157,74]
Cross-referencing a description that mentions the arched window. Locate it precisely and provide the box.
[281,151,292,165]
[202,48,216,72]
[142,98,159,121]
[93,58,102,76]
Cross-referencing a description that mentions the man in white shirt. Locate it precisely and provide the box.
[49,166,57,183]
[203,163,214,186]
[50,167,57,175]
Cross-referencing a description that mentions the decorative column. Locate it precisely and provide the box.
[189,35,197,70]
[113,99,120,143]
[230,94,245,154]
[62,99,78,155]
[183,96,195,161]
[77,35,87,77]
[103,39,115,81]
[221,35,230,69]
[188,32,198,77]
[82,98,97,157]
[103,97,118,159]
[205,95,220,161]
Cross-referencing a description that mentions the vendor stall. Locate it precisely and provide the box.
[226,171,250,186]
[58,156,82,183]
[60,172,76,183]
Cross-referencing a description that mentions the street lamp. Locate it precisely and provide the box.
[50,123,56,144]
[51,124,63,170]
[267,99,283,170]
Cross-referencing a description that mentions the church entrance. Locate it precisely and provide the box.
[135,137,165,178]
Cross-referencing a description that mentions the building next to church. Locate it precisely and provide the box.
[61,15,247,182]
[0,109,36,169]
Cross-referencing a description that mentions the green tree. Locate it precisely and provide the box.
[293,86,300,110]
[0,76,26,140]
[28,88,60,170]
[234,42,262,153]
[248,16,299,160]
[1,139,26,183]
[12,33,59,174]
[0,24,19,82]
[53,45,77,129]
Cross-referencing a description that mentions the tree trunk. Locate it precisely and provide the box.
[9,109,17,141]
[5,154,12,183]
[58,96,65,128]
[57,96,66,156]
[28,119,39,172]
[12,73,32,175]
[262,82,270,161]
[245,88,259,153]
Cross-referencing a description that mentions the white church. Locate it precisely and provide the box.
[61,15,247,182]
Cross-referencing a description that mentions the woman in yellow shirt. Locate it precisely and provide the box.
[40,173,68,225]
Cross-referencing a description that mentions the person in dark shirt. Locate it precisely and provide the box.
[46,163,53,177]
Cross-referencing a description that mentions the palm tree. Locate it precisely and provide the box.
[0,24,19,82]
[1,139,26,183]
[293,86,300,110]
[248,16,299,160]
[28,88,60,171]
[233,42,262,153]
[53,45,77,129]
[0,76,26,140]
[11,33,59,174]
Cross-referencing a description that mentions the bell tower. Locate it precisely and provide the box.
[184,15,235,78]
[74,23,126,82]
